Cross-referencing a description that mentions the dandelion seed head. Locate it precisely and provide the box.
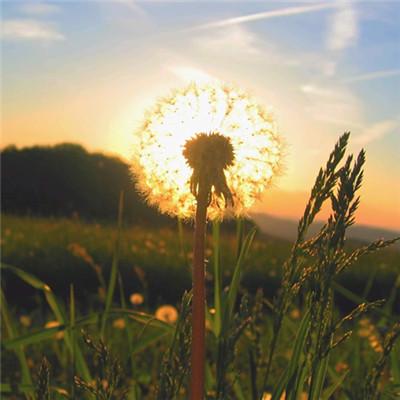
[20,315,32,327]
[155,304,178,323]
[131,81,283,220]
[130,293,144,305]
[113,318,126,330]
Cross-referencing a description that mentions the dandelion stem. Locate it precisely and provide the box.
[190,177,208,400]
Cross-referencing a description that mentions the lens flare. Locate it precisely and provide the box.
[131,82,283,220]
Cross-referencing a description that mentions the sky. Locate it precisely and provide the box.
[1,0,399,230]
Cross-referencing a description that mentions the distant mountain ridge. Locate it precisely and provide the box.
[251,212,400,248]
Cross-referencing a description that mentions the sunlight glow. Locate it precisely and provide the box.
[131,82,283,220]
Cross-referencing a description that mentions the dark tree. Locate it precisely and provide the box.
[1,143,172,226]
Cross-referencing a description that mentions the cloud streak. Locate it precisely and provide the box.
[193,3,336,30]
[300,83,363,128]
[327,1,358,51]
[20,2,61,16]
[1,19,64,41]
[193,25,262,55]
[342,69,400,83]
[353,120,398,146]
[167,65,216,84]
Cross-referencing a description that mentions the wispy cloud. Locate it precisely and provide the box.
[327,1,358,51]
[110,0,147,17]
[193,25,262,55]
[20,2,61,16]
[323,1,359,76]
[1,19,64,41]
[300,83,363,127]
[193,3,336,30]
[167,65,216,84]
[353,120,398,146]
[301,83,399,146]
[97,0,151,32]
[342,69,400,83]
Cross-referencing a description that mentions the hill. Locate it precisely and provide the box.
[251,212,400,248]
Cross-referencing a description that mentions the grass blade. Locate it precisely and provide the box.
[212,220,222,337]
[69,285,76,400]
[321,370,349,400]
[178,217,188,266]
[272,309,311,400]
[101,190,124,338]
[236,217,244,260]
[3,326,66,349]
[332,281,396,323]
[1,288,34,399]
[224,227,257,326]
[4,308,172,350]
[309,354,330,400]
[1,263,91,381]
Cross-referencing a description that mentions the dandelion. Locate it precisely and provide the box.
[290,308,301,319]
[131,81,283,400]
[44,321,64,340]
[130,293,144,306]
[131,82,283,220]
[155,305,178,323]
[19,315,32,327]
[113,318,126,330]
[335,361,349,373]
[262,393,286,400]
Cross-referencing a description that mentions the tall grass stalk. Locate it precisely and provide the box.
[117,273,135,376]
[212,220,222,337]
[0,288,34,399]
[157,291,192,399]
[263,133,352,392]
[69,284,76,399]
[364,322,400,400]
[101,190,124,338]
[178,217,188,267]
[215,226,256,398]
[261,132,399,399]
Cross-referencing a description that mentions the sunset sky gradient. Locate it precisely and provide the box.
[1,1,399,230]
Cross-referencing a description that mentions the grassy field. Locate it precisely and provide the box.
[2,214,399,310]
[1,213,400,399]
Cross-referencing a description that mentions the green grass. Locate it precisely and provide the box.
[1,213,399,311]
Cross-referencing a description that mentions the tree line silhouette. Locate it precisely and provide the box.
[1,143,174,226]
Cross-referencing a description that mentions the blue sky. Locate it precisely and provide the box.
[1,1,399,228]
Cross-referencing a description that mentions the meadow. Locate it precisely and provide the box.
[2,135,400,400]
[1,212,400,399]
[2,214,399,313]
